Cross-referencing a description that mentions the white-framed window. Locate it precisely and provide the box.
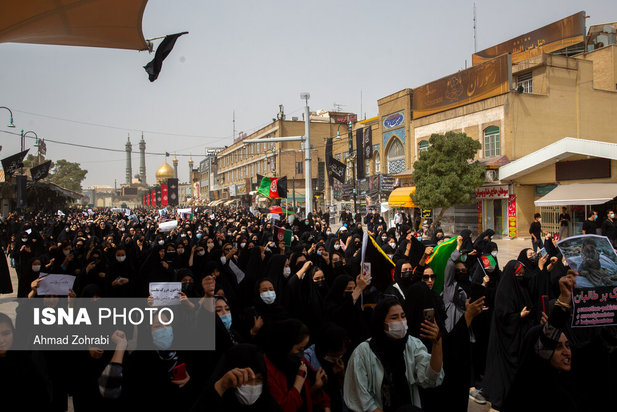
[418,140,429,153]
[517,72,533,94]
[335,153,341,161]
[484,126,501,157]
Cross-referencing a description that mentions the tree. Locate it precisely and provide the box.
[47,159,88,193]
[23,154,50,170]
[411,131,485,233]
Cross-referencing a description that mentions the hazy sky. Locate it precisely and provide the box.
[1,1,615,187]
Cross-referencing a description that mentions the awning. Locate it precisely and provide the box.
[388,187,416,208]
[393,168,414,178]
[0,0,150,50]
[224,200,236,206]
[211,199,225,206]
[207,200,217,206]
[534,183,617,206]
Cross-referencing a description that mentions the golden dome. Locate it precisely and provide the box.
[156,161,174,183]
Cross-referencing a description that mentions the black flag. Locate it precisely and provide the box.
[330,157,347,183]
[144,32,189,82]
[1,149,29,177]
[30,160,52,182]
[356,129,365,179]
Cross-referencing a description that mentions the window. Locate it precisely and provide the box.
[516,72,533,94]
[365,158,370,176]
[335,153,341,160]
[386,138,405,174]
[296,161,303,174]
[484,126,501,157]
[418,140,429,153]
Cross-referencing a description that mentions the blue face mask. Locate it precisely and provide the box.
[196,233,203,239]
[152,326,174,350]
[260,290,276,305]
[220,313,232,330]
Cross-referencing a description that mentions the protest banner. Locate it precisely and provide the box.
[557,234,617,327]
[149,282,182,306]
[158,220,178,233]
[37,274,75,296]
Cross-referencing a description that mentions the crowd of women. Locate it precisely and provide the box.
[0,206,616,412]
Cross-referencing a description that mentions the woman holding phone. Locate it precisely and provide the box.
[343,298,443,411]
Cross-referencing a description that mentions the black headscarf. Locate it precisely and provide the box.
[263,319,309,388]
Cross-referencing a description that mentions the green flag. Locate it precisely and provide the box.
[274,225,293,246]
[425,236,458,294]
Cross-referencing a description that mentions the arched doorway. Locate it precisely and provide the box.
[387,138,405,174]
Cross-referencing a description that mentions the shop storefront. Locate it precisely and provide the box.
[476,184,511,236]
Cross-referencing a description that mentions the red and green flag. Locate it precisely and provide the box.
[274,225,293,246]
[425,236,458,294]
[257,174,287,199]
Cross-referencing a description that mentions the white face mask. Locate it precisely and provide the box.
[32,265,41,272]
[334,244,340,250]
[158,240,165,246]
[385,320,408,340]
[220,256,227,264]
[389,242,396,249]
[21,238,28,243]
[240,242,246,248]
[537,218,542,222]
[491,251,498,257]
[260,290,276,304]
[235,383,263,405]
[283,266,291,278]
[116,256,126,262]
[611,213,615,219]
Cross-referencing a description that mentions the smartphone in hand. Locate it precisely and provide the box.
[423,308,435,322]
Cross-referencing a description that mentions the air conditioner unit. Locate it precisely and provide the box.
[485,169,498,182]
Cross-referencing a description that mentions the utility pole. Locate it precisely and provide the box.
[473,3,478,53]
[301,93,312,215]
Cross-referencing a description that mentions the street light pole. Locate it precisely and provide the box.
[0,106,15,128]
[301,93,312,215]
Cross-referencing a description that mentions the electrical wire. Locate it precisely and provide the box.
[0,129,198,157]
[12,109,232,140]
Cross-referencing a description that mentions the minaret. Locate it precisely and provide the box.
[125,134,132,185]
[139,132,147,185]
[173,154,179,178]
[188,156,194,183]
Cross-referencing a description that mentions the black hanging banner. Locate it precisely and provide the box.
[356,129,365,179]
[16,175,27,209]
[1,149,29,177]
[363,127,372,162]
[30,160,52,182]
[325,138,334,186]
[167,178,179,206]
